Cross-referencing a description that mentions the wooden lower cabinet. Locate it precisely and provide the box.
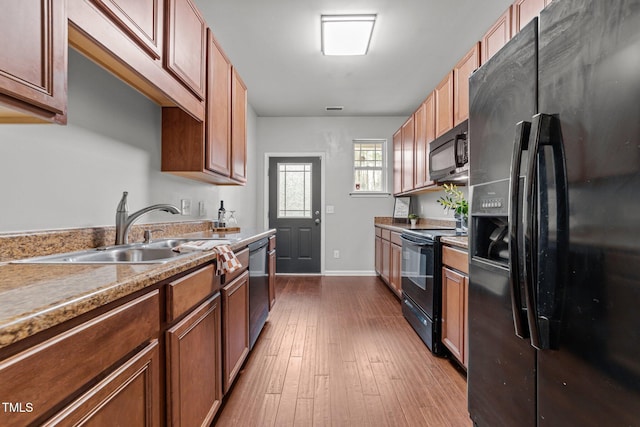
[44,341,161,426]
[0,291,160,427]
[222,270,250,393]
[390,241,402,297]
[441,245,469,368]
[441,267,467,364]
[374,226,402,299]
[166,294,222,427]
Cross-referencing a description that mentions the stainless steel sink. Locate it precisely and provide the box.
[12,238,227,264]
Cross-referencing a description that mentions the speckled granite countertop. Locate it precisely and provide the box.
[440,236,469,250]
[0,227,275,349]
[374,217,468,249]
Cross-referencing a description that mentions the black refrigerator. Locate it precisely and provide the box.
[467,1,640,426]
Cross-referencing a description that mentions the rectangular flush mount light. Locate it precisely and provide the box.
[321,14,376,56]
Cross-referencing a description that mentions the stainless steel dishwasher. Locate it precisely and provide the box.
[248,238,269,349]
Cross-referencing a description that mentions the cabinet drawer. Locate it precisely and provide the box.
[375,227,382,237]
[391,232,402,246]
[167,263,220,322]
[268,235,276,251]
[0,291,159,427]
[224,247,249,283]
[442,245,469,274]
[381,228,391,241]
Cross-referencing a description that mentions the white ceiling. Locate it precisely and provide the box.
[194,0,514,117]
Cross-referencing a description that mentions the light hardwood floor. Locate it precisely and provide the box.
[214,276,472,426]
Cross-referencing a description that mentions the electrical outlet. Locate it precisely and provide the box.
[333,250,340,259]
[180,199,191,216]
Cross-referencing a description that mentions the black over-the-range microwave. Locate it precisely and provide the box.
[429,124,469,184]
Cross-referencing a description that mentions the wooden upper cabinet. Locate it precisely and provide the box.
[91,0,162,60]
[454,43,480,127]
[393,129,402,195]
[231,69,248,183]
[0,0,67,124]
[206,32,232,177]
[435,71,454,138]
[414,101,427,189]
[401,115,415,193]
[165,0,207,100]
[162,32,247,185]
[482,7,513,64]
[414,93,436,188]
[512,0,551,34]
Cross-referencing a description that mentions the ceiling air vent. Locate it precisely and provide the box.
[325,106,344,111]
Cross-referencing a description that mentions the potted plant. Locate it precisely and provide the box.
[408,213,419,227]
[437,183,468,230]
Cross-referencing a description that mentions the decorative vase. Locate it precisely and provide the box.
[410,218,417,227]
[461,216,468,232]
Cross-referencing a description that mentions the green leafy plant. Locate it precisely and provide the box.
[408,213,419,220]
[437,183,468,219]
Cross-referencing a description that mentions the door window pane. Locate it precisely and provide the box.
[278,163,312,218]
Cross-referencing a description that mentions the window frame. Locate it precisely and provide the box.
[351,138,389,196]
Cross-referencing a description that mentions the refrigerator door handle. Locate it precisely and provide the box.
[524,113,569,350]
[508,120,531,339]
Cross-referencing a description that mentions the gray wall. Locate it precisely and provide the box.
[256,116,406,275]
[0,49,258,232]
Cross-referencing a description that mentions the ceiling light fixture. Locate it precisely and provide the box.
[321,14,376,56]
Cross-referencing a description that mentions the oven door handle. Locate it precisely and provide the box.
[400,235,434,246]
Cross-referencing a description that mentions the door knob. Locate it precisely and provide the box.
[315,219,320,224]
[315,211,320,215]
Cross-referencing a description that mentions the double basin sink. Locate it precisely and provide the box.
[14,238,232,264]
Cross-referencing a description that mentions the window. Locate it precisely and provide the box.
[352,139,387,194]
[277,162,312,218]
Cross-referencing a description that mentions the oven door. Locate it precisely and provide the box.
[401,236,435,319]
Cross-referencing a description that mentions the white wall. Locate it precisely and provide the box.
[257,116,406,274]
[0,49,257,233]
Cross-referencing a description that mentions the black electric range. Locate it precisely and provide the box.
[400,228,466,354]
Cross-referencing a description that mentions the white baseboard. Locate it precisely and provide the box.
[323,270,377,277]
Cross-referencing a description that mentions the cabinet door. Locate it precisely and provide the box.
[91,0,162,59]
[441,267,467,364]
[44,341,161,427]
[435,71,454,138]
[268,249,277,309]
[381,238,391,283]
[165,0,206,99]
[401,115,415,193]
[0,0,67,123]
[414,101,427,189]
[222,270,250,392]
[375,235,383,275]
[393,129,402,195]
[453,43,480,126]
[512,0,549,34]
[166,294,223,427]
[390,243,402,297]
[482,6,513,64]
[231,68,248,183]
[206,31,232,176]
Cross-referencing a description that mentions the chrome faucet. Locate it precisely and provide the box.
[115,191,181,245]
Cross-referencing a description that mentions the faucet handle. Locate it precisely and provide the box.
[143,228,164,244]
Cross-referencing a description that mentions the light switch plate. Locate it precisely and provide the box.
[180,199,191,216]
[326,205,335,214]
